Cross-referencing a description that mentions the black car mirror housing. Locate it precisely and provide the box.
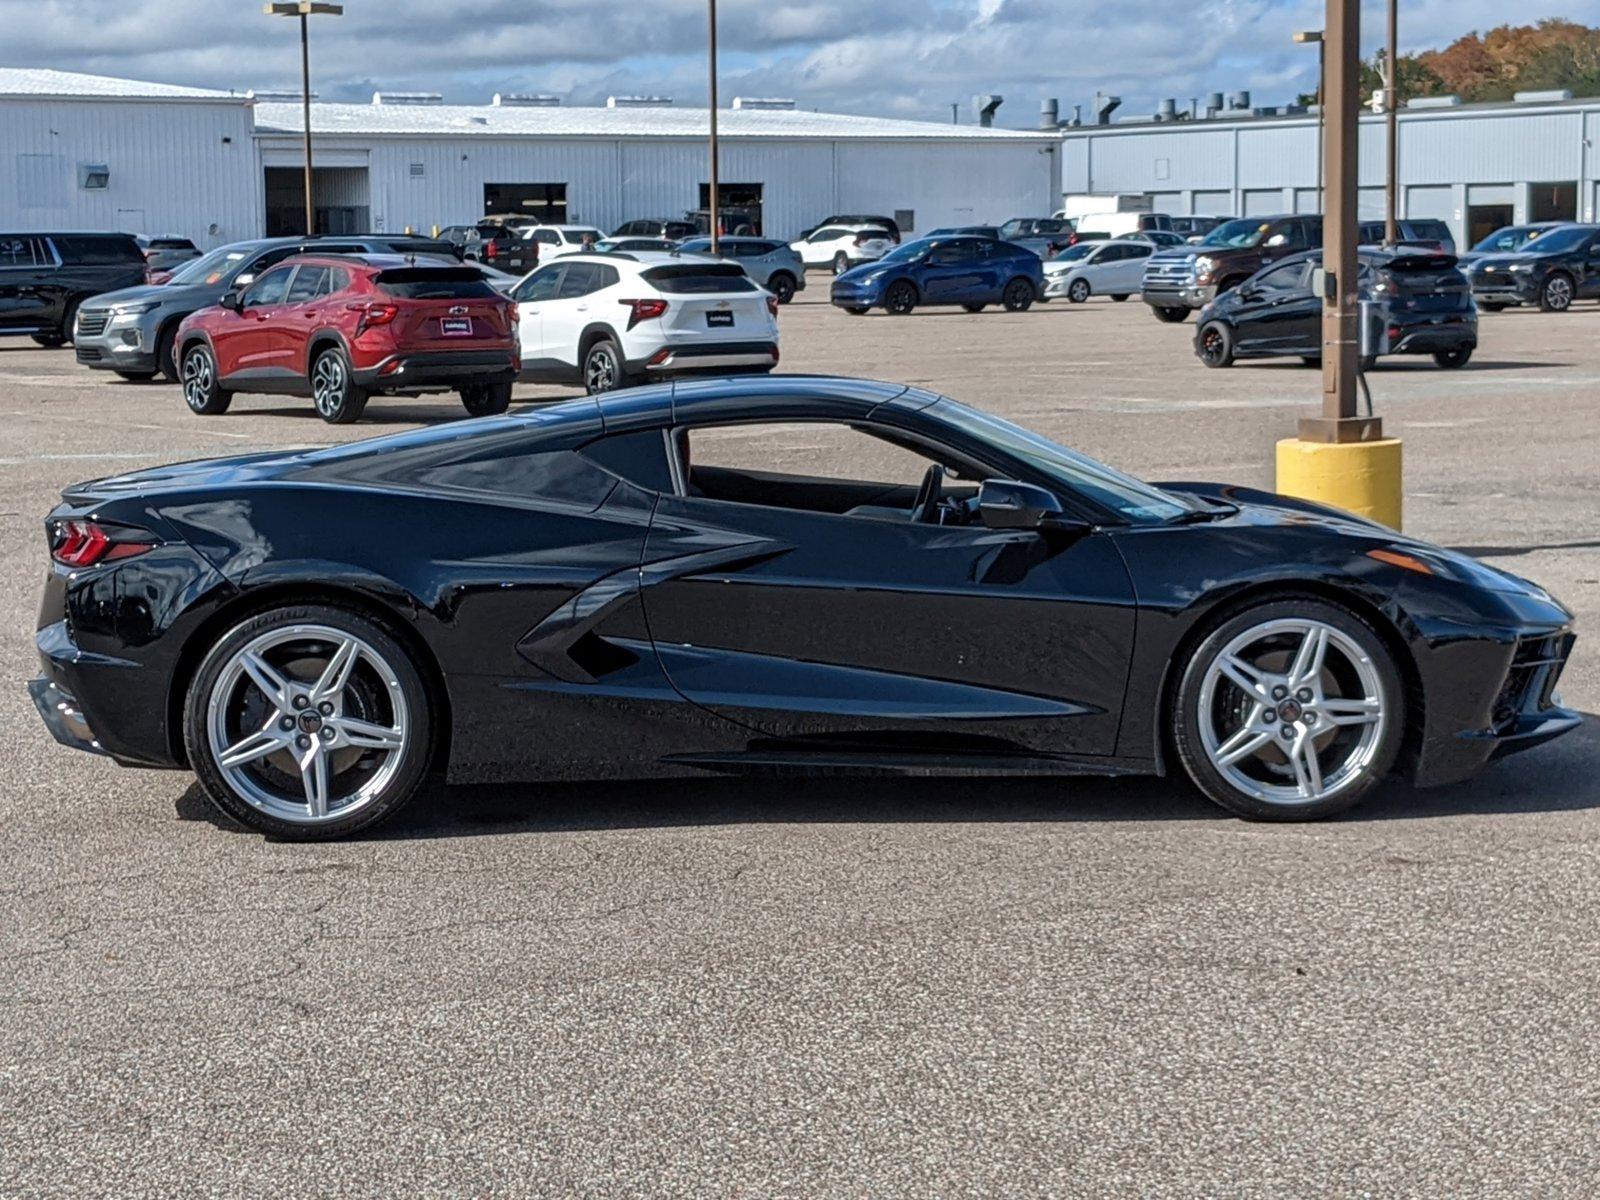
[978,479,1086,533]
[219,290,243,312]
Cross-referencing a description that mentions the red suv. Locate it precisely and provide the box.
[175,254,519,424]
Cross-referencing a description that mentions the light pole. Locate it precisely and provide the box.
[264,2,343,237]
[707,0,720,254]
[1293,30,1325,215]
[1384,0,1399,246]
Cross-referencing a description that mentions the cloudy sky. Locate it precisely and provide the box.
[8,0,1600,123]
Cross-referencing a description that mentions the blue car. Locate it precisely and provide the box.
[831,235,1044,315]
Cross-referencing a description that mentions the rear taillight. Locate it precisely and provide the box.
[352,302,400,336]
[766,295,779,317]
[485,240,499,260]
[50,519,158,568]
[853,234,874,246]
[507,302,520,324]
[620,298,669,330]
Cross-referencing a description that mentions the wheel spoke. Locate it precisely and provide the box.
[239,650,292,709]
[299,743,330,818]
[1289,626,1328,687]
[1215,724,1273,767]
[311,636,359,704]
[1321,696,1381,726]
[337,717,403,751]
[219,724,286,769]
[1218,654,1271,702]
[1289,731,1324,799]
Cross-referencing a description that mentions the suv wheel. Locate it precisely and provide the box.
[884,281,918,316]
[32,299,77,348]
[1152,306,1191,324]
[311,347,368,424]
[156,324,180,382]
[768,273,796,304]
[460,380,513,416]
[1539,273,1574,313]
[181,343,232,415]
[1002,278,1036,312]
[1433,346,1473,369]
[1171,598,1404,821]
[831,252,850,276]
[1198,321,1235,368]
[183,604,433,840]
[1067,278,1091,304]
[583,338,627,395]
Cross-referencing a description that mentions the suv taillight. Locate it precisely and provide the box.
[351,302,399,335]
[485,240,499,260]
[853,233,875,246]
[619,298,669,329]
[50,519,158,568]
[766,295,779,317]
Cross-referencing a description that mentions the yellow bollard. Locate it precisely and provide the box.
[1275,437,1403,530]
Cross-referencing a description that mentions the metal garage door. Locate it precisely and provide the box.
[1243,189,1286,216]
[1193,189,1232,216]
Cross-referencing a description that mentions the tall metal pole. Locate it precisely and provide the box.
[1304,0,1379,443]
[300,11,314,237]
[1384,0,1399,246]
[1317,40,1325,214]
[707,0,720,254]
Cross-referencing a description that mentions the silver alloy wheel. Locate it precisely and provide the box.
[1069,279,1090,303]
[182,347,213,408]
[312,353,345,417]
[205,624,408,825]
[1197,617,1386,807]
[585,346,617,392]
[1545,275,1573,310]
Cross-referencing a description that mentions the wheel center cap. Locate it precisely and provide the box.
[298,711,324,734]
[1278,699,1303,723]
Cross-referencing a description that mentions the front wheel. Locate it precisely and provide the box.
[962,303,986,313]
[1478,301,1508,313]
[1067,278,1091,304]
[583,338,627,394]
[311,347,369,424]
[1002,278,1035,312]
[884,281,918,316]
[831,252,850,276]
[181,343,232,414]
[1539,273,1574,313]
[1197,321,1235,368]
[183,604,433,840]
[460,380,513,416]
[1433,346,1473,369]
[1152,306,1191,324]
[1111,294,1129,303]
[842,305,870,316]
[114,370,157,382]
[1171,598,1404,821]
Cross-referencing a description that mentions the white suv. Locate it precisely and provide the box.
[510,252,780,394]
[791,224,894,275]
[518,224,607,259]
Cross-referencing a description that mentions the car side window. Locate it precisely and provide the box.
[515,264,565,302]
[240,247,298,286]
[324,267,349,295]
[930,241,976,265]
[0,236,38,268]
[241,267,293,307]
[809,227,842,243]
[1255,261,1307,294]
[535,229,559,245]
[557,262,599,299]
[286,266,329,303]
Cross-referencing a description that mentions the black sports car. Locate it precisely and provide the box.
[31,376,1579,839]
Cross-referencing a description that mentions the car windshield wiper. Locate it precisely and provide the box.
[1166,498,1239,525]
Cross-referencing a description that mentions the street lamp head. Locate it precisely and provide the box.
[1292,29,1324,44]
[263,2,343,15]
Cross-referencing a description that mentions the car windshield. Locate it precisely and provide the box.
[1050,244,1096,263]
[165,245,252,285]
[1471,225,1544,253]
[1524,226,1592,254]
[931,398,1189,523]
[1199,219,1270,249]
[879,241,930,264]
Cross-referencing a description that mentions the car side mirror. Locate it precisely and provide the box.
[219,290,243,312]
[233,273,255,288]
[978,479,1083,532]
[1265,233,1289,248]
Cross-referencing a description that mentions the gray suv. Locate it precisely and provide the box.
[74,234,456,381]
[676,236,806,303]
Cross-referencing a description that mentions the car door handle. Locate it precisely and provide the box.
[576,304,588,312]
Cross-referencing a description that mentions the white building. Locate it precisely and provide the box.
[0,68,260,244]
[1,67,1063,244]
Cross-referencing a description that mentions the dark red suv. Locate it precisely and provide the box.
[175,254,519,424]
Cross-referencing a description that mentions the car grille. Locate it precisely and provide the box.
[1142,258,1195,294]
[1490,632,1575,734]
[74,346,103,363]
[75,311,110,337]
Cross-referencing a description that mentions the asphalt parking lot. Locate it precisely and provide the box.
[4,290,1599,1196]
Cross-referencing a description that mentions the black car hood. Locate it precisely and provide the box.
[1469,252,1548,269]
[83,280,223,307]
[1157,480,1401,539]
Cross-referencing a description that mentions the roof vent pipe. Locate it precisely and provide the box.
[372,91,443,105]
[974,94,1003,127]
[1040,97,1060,129]
[1206,91,1224,118]
[731,96,796,110]
[606,95,673,107]
[1094,92,1122,125]
[493,93,560,107]
[1229,89,1251,110]
[1157,98,1177,122]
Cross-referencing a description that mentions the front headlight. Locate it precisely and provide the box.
[1368,546,1540,595]
[1193,255,1216,280]
[111,302,159,317]
[1508,262,1537,273]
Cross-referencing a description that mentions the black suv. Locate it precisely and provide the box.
[613,217,698,240]
[437,224,538,274]
[1194,247,1476,370]
[1464,222,1600,312]
[1,232,146,346]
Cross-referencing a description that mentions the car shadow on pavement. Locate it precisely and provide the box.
[172,714,1598,840]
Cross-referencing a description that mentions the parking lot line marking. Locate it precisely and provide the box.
[122,422,252,440]
[0,453,160,466]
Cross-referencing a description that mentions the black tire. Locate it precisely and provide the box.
[155,323,180,382]
[1002,278,1036,312]
[962,303,987,313]
[1171,596,1405,822]
[180,342,232,415]
[310,346,368,424]
[1478,301,1508,313]
[1111,293,1130,302]
[1067,278,1091,304]
[583,337,628,394]
[842,305,870,316]
[1433,346,1473,369]
[182,603,434,841]
[114,370,157,382]
[1539,272,1574,313]
[1152,306,1191,324]
[1197,321,1235,368]
[768,273,796,304]
[31,332,66,348]
[831,252,851,276]
[460,380,513,416]
[1299,356,1322,368]
[884,281,918,316]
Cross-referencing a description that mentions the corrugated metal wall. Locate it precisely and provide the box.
[0,97,260,246]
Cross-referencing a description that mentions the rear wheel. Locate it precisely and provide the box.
[181,343,232,415]
[459,380,513,416]
[884,281,918,316]
[311,346,368,424]
[1171,598,1404,822]
[831,252,850,276]
[183,604,433,840]
[1111,293,1130,302]
[1152,306,1191,323]
[1002,278,1036,312]
[1197,321,1235,368]
[768,273,796,304]
[156,323,179,381]
[1433,346,1473,369]
[1067,278,1091,304]
[1539,272,1574,313]
[1477,301,1508,313]
[583,338,627,394]
[842,305,870,316]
